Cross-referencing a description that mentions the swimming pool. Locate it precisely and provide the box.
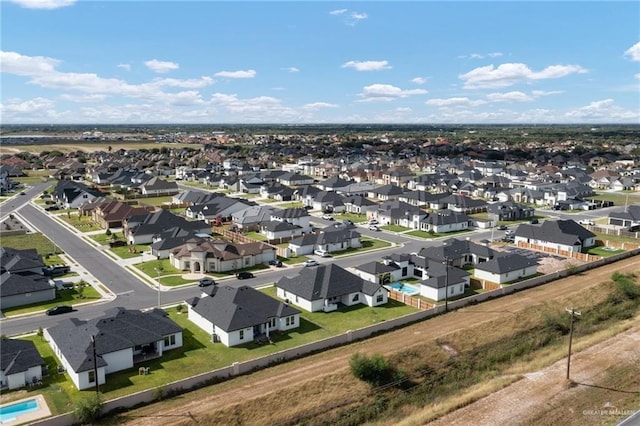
[388,282,420,296]
[0,398,38,423]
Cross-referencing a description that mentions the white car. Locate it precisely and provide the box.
[369,225,380,231]
[578,219,595,226]
[304,259,320,267]
[368,219,379,225]
[321,214,334,221]
[314,249,330,257]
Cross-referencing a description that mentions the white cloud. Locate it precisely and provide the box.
[635,73,640,80]
[9,0,75,9]
[1,97,54,113]
[60,94,107,103]
[117,63,131,71]
[565,99,639,121]
[214,70,256,78]
[426,97,486,107]
[486,91,534,102]
[0,51,59,75]
[282,67,299,73]
[460,63,587,89]
[302,102,339,110]
[144,59,179,73]
[624,42,640,61]
[330,9,367,26]
[461,52,504,60]
[358,84,427,102]
[149,77,214,89]
[342,60,391,71]
[488,52,503,58]
[209,93,298,121]
[411,77,427,84]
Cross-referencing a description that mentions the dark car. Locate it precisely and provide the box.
[46,305,73,316]
[108,240,128,248]
[530,218,539,224]
[236,271,255,280]
[45,205,60,211]
[42,265,71,276]
[19,192,26,195]
[497,225,508,230]
[268,259,283,267]
[198,278,216,287]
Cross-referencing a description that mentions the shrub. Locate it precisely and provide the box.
[350,353,403,387]
[74,393,102,424]
[105,229,112,236]
[613,273,640,300]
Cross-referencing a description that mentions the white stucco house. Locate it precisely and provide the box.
[186,285,300,347]
[44,307,183,390]
[276,264,388,312]
[0,338,45,390]
[514,219,596,253]
[474,253,538,284]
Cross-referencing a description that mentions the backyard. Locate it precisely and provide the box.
[4,298,417,415]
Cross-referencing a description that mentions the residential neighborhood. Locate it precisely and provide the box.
[0,124,639,425]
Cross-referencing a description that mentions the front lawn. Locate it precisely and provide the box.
[334,212,369,223]
[331,237,392,256]
[1,286,102,317]
[135,196,174,207]
[381,224,410,232]
[110,244,151,259]
[57,215,103,232]
[406,229,472,239]
[1,233,62,256]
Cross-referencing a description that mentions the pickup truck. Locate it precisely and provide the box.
[42,265,71,276]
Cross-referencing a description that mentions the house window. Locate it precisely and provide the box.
[285,317,290,326]
[164,335,176,347]
[184,261,190,269]
[376,294,384,303]
[239,330,245,340]
[88,370,95,384]
[352,294,360,302]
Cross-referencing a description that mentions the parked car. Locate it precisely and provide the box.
[46,305,73,316]
[304,259,320,267]
[268,259,283,267]
[19,192,26,195]
[369,225,381,231]
[45,205,60,211]
[368,219,379,225]
[42,265,71,276]
[109,240,128,248]
[198,278,216,287]
[578,219,595,226]
[342,219,354,226]
[314,249,330,257]
[497,225,508,230]
[321,213,334,221]
[236,271,255,280]
[530,218,539,224]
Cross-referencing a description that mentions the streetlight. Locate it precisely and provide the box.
[154,267,162,309]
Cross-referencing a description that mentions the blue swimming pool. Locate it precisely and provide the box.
[388,282,420,296]
[0,398,38,423]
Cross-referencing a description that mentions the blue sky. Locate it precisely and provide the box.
[1,1,639,124]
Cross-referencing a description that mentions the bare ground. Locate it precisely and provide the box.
[115,255,640,426]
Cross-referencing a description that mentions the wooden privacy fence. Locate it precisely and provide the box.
[516,241,601,262]
[388,290,432,310]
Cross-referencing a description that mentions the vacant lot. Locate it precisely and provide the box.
[113,255,640,426]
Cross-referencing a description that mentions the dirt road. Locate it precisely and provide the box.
[119,255,640,425]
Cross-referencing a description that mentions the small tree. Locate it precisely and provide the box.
[75,393,102,424]
[76,282,85,299]
[37,326,44,341]
[350,352,402,387]
[176,304,184,314]
[105,228,112,237]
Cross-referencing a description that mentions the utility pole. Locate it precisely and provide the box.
[443,257,449,313]
[565,307,581,380]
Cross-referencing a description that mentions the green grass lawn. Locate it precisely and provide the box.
[334,212,369,223]
[275,201,304,208]
[259,198,280,203]
[90,233,125,245]
[330,237,392,256]
[57,215,103,232]
[590,191,640,205]
[406,229,473,239]
[1,287,102,317]
[1,233,62,256]
[583,246,626,257]
[382,224,410,232]
[236,193,260,199]
[110,244,151,259]
[244,231,268,241]
[9,294,417,415]
[135,196,174,206]
[594,233,640,245]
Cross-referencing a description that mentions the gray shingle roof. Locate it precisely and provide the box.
[515,219,595,246]
[475,253,538,274]
[46,307,182,373]
[276,264,380,300]
[0,272,53,297]
[1,338,45,376]
[188,285,300,332]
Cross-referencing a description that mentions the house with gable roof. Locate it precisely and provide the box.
[474,253,538,284]
[138,176,179,196]
[288,224,361,256]
[44,307,183,390]
[514,219,596,253]
[185,285,300,347]
[275,264,388,313]
[1,338,45,390]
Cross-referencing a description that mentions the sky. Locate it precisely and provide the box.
[1,1,639,125]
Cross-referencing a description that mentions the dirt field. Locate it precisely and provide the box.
[115,255,640,426]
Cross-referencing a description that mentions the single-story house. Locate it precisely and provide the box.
[0,272,56,309]
[186,285,301,347]
[514,219,596,253]
[276,264,388,312]
[45,307,183,390]
[1,338,45,390]
[474,253,538,284]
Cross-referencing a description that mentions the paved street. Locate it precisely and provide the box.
[0,183,619,336]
